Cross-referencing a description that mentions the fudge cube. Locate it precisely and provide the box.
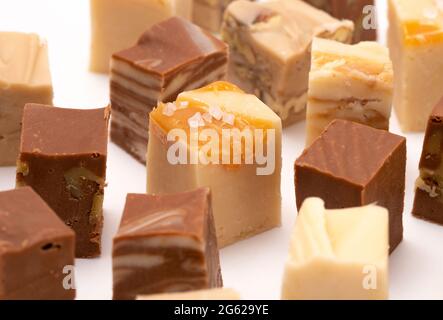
[281,198,389,300]
[221,0,354,126]
[137,288,240,300]
[388,0,443,131]
[305,38,393,145]
[0,32,53,166]
[303,0,377,43]
[111,17,228,163]
[16,104,110,258]
[147,81,282,247]
[295,120,406,252]
[413,97,443,224]
[113,188,222,300]
[0,187,75,300]
[90,0,193,73]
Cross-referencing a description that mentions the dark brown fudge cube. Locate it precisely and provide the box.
[16,104,110,258]
[113,187,222,300]
[0,187,75,300]
[295,120,406,252]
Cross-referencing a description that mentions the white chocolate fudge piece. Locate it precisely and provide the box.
[221,0,354,126]
[137,288,240,300]
[282,198,389,300]
[0,32,53,166]
[89,0,193,73]
[193,0,238,33]
[305,38,393,145]
[388,0,443,131]
[147,81,282,247]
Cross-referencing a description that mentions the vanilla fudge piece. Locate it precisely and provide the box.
[16,104,110,258]
[0,32,53,166]
[221,0,354,126]
[111,17,228,163]
[90,0,193,73]
[305,38,393,145]
[113,188,222,300]
[388,0,443,131]
[137,288,240,300]
[147,81,282,247]
[0,187,75,300]
[281,198,389,300]
[295,120,406,252]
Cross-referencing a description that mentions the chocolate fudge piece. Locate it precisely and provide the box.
[113,188,222,300]
[413,97,443,224]
[111,17,228,163]
[222,0,354,126]
[0,187,75,300]
[0,32,53,166]
[295,120,406,252]
[16,104,110,258]
[303,0,377,43]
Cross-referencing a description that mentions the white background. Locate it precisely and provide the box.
[0,0,442,300]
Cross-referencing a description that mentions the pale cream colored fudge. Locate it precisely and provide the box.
[282,198,389,300]
[388,0,443,132]
[137,288,240,300]
[221,0,354,126]
[305,38,393,145]
[0,32,53,166]
[193,0,238,33]
[90,0,193,73]
[147,81,282,247]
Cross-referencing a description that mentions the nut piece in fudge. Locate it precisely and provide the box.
[413,97,443,225]
[16,104,110,258]
[111,17,228,163]
[295,120,406,252]
[305,38,393,146]
[137,288,240,300]
[0,187,75,300]
[147,81,282,247]
[0,32,53,166]
[303,0,377,43]
[221,0,354,126]
[388,0,443,131]
[89,0,193,73]
[112,188,222,300]
[281,197,389,300]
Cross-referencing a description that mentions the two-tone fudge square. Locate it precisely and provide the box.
[0,187,75,300]
[0,32,53,166]
[305,38,393,145]
[16,104,110,258]
[221,0,354,126]
[111,17,228,163]
[113,188,222,300]
[295,120,406,252]
[137,288,240,300]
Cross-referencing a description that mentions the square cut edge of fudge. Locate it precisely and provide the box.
[305,37,393,145]
[281,197,389,300]
[0,187,75,300]
[295,119,406,252]
[16,103,110,259]
[112,187,223,300]
[110,16,228,163]
[221,0,354,127]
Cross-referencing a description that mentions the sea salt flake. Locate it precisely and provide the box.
[202,112,213,123]
[179,101,189,108]
[188,112,205,128]
[222,112,235,125]
[162,102,177,117]
[209,105,223,120]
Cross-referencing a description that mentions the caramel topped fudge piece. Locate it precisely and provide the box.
[137,288,240,300]
[113,188,222,300]
[282,198,389,300]
[222,0,353,126]
[295,120,406,252]
[0,187,75,300]
[413,97,443,224]
[388,0,443,131]
[0,32,53,166]
[306,38,393,145]
[147,81,282,247]
[90,0,193,73]
[16,104,110,258]
[111,17,228,163]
